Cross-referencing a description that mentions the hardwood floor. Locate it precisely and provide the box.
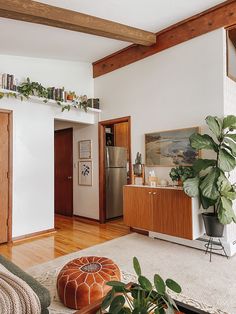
[0,215,130,269]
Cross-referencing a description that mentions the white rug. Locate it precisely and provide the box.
[27,233,236,314]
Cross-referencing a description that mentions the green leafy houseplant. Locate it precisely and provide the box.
[169,166,194,184]
[101,257,181,314]
[183,115,236,225]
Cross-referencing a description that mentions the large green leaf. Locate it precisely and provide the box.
[224,138,236,156]
[165,279,182,293]
[225,134,236,142]
[190,133,218,152]
[218,148,236,172]
[183,177,199,197]
[223,115,236,130]
[199,191,216,209]
[138,275,152,291]
[109,295,126,314]
[101,289,115,310]
[154,274,165,295]
[192,159,216,174]
[218,197,236,225]
[133,257,141,276]
[205,116,222,138]
[154,309,165,314]
[200,168,220,200]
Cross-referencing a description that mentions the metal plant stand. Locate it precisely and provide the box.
[204,236,228,262]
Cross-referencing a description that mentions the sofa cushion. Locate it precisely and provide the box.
[0,255,51,312]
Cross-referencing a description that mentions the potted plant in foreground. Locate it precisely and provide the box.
[183,115,236,237]
[169,166,194,186]
[101,257,182,314]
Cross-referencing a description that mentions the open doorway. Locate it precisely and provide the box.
[99,116,131,223]
[54,127,73,216]
[0,110,12,244]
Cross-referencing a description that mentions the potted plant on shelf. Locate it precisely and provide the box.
[67,91,76,101]
[133,152,143,176]
[183,115,236,237]
[169,166,194,186]
[101,257,182,314]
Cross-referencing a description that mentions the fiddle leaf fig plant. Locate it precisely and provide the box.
[101,257,181,314]
[183,115,236,225]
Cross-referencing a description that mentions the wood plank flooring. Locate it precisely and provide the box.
[0,215,130,269]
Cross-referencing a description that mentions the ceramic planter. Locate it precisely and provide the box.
[202,212,224,237]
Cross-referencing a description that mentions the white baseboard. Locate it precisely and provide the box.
[149,231,235,257]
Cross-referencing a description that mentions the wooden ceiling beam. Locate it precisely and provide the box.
[0,0,156,46]
[93,0,236,78]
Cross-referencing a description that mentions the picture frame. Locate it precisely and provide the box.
[79,140,92,159]
[78,160,92,186]
[145,126,200,167]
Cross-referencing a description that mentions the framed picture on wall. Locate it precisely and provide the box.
[79,140,92,159]
[145,127,200,166]
[78,160,92,186]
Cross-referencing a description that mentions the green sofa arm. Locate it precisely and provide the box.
[0,255,51,314]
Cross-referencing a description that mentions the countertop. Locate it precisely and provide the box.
[125,184,183,190]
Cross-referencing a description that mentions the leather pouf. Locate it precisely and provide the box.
[57,256,121,309]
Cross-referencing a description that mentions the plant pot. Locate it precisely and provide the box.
[177,179,183,186]
[133,163,142,176]
[202,213,224,237]
[67,95,74,101]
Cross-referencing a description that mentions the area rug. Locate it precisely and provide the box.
[27,233,235,314]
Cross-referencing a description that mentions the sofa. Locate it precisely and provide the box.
[0,255,51,314]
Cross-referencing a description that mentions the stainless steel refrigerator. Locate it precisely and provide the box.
[105,146,127,219]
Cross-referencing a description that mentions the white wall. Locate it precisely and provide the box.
[0,55,94,237]
[95,29,225,182]
[54,120,99,220]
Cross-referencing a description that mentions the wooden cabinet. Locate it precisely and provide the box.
[114,122,129,155]
[123,186,193,240]
[152,189,192,239]
[123,186,153,230]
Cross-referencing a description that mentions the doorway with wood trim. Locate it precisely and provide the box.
[54,127,73,216]
[0,110,12,244]
[99,116,131,223]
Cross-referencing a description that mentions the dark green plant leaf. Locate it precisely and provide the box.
[192,159,216,174]
[190,133,218,152]
[183,177,199,197]
[205,116,222,138]
[218,197,236,224]
[199,191,216,209]
[154,308,165,314]
[106,281,126,288]
[133,257,141,276]
[154,274,166,295]
[165,279,182,293]
[118,308,132,314]
[200,168,220,200]
[224,138,236,156]
[101,289,115,310]
[109,295,126,314]
[138,275,152,291]
[225,134,236,142]
[223,115,236,130]
[218,148,236,172]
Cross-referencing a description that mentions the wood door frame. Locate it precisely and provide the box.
[98,116,131,224]
[0,109,13,243]
[54,127,73,217]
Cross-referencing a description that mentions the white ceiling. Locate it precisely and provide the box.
[0,0,225,63]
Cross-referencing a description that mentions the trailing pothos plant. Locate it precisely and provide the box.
[100,257,181,314]
[0,77,89,113]
[183,115,236,225]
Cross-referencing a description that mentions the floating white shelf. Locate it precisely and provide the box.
[0,88,101,113]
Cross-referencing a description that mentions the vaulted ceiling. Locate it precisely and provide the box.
[0,0,225,62]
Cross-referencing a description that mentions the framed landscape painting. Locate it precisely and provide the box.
[145,127,200,166]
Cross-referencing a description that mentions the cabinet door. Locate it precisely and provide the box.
[114,123,129,152]
[124,187,153,230]
[153,189,193,239]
